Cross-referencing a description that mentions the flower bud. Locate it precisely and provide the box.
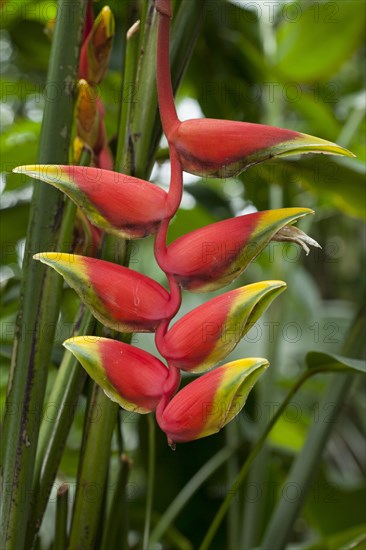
[79,6,115,85]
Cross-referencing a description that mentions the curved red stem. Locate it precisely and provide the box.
[156,1,180,138]
[155,361,180,447]
[166,145,183,216]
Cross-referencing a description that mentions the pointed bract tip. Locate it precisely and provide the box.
[292,133,355,159]
[97,6,115,37]
[33,251,72,263]
[12,164,65,182]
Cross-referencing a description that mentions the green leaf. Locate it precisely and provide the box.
[243,156,366,220]
[276,1,365,82]
[306,351,365,374]
[304,524,366,550]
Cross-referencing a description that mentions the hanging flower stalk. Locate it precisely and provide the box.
[13,0,353,449]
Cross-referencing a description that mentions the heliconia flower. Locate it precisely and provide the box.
[157,281,285,373]
[167,119,355,178]
[63,337,179,413]
[156,358,268,445]
[33,253,172,332]
[158,207,320,292]
[79,6,115,85]
[13,165,171,240]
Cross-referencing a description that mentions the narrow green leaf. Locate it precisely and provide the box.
[68,385,117,549]
[304,523,366,550]
[306,351,365,374]
[243,156,366,220]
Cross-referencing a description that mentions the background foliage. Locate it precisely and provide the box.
[1,1,365,548]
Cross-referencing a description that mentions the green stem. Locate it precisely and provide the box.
[225,423,240,550]
[198,368,332,550]
[129,1,159,178]
[55,484,69,550]
[143,414,156,550]
[100,454,132,550]
[0,2,87,548]
[68,385,118,549]
[26,310,94,546]
[156,2,179,137]
[115,19,141,174]
[150,446,235,546]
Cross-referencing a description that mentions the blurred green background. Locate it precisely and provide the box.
[1,1,365,548]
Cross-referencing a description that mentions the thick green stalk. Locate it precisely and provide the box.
[260,302,366,550]
[129,1,159,178]
[55,484,69,550]
[68,384,118,549]
[0,2,87,548]
[225,424,240,550]
[115,19,141,174]
[143,415,156,550]
[25,310,94,546]
[100,453,132,550]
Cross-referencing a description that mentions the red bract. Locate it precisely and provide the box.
[64,337,180,413]
[169,118,354,178]
[14,165,171,239]
[155,0,353,178]
[156,358,268,445]
[156,281,286,373]
[33,253,173,332]
[157,208,318,292]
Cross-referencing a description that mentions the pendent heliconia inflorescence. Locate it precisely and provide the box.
[14,0,354,448]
